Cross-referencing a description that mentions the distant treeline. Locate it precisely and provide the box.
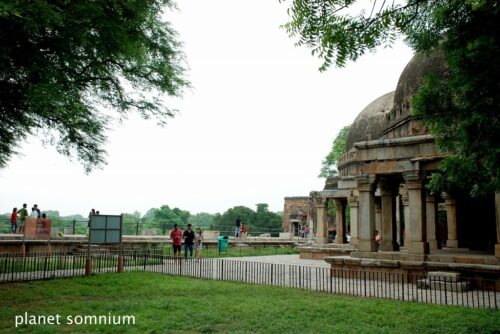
[1,203,283,236]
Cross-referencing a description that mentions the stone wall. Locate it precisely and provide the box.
[283,197,312,233]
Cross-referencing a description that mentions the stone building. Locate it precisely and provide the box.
[306,52,500,275]
[283,197,314,237]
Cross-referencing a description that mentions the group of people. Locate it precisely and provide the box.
[170,223,203,258]
[10,203,46,234]
[299,224,309,238]
[88,208,101,217]
[234,216,247,238]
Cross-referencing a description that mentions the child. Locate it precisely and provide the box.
[194,228,203,258]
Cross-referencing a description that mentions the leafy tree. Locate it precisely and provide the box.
[255,203,282,232]
[283,1,499,195]
[188,212,216,228]
[153,205,190,228]
[411,2,500,196]
[0,0,188,172]
[319,125,351,178]
[213,206,255,235]
[213,204,282,236]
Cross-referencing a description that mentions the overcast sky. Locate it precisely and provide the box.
[0,0,414,217]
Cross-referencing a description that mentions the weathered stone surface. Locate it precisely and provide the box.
[417,278,471,292]
[343,257,362,266]
[428,271,461,282]
[378,260,400,268]
[454,256,484,265]
[360,259,382,267]
[345,91,394,150]
[400,261,425,270]
[324,256,345,266]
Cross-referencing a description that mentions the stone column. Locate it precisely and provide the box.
[425,194,438,251]
[401,188,409,247]
[314,197,328,245]
[396,194,402,245]
[379,177,394,251]
[356,175,377,252]
[348,196,359,246]
[442,192,458,248]
[403,171,429,255]
[334,199,346,244]
[375,200,382,235]
[495,191,500,257]
[308,218,314,240]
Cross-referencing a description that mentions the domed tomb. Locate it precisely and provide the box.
[385,51,447,138]
[345,91,394,150]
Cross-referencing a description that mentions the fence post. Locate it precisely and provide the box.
[136,221,139,236]
[72,220,76,234]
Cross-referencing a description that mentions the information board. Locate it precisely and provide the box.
[89,215,122,244]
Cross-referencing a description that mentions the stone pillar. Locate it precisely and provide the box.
[401,188,409,248]
[396,194,402,245]
[495,191,500,257]
[379,177,394,251]
[314,197,328,245]
[334,199,346,244]
[308,218,314,240]
[356,175,377,252]
[348,196,359,246]
[375,200,382,235]
[425,194,438,251]
[442,192,458,248]
[403,171,429,255]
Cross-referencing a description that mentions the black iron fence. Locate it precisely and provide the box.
[0,251,498,309]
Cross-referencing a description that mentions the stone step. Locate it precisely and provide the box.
[416,278,471,292]
[428,271,461,282]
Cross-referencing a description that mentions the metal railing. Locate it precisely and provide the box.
[0,218,282,237]
[0,251,497,309]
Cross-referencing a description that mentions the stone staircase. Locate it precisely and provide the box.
[417,271,471,292]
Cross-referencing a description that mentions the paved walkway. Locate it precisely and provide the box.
[221,254,330,267]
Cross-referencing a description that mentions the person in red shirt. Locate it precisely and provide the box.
[240,223,247,238]
[169,224,183,257]
[10,207,18,233]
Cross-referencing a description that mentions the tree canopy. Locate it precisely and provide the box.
[319,125,351,178]
[0,0,188,172]
[283,0,499,195]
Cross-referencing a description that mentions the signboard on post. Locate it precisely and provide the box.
[89,214,123,244]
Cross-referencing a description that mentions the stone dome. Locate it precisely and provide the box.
[345,91,394,150]
[387,51,447,125]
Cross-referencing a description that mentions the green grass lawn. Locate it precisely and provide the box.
[0,272,498,334]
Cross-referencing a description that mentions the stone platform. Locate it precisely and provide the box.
[0,234,303,253]
[299,243,500,284]
[299,243,356,260]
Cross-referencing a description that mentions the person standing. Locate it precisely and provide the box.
[235,216,241,237]
[183,224,195,258]
[30,204,41,219]
[194,228,203,258]
[170,224,182,257]
[10,208,18,234]
[17,203,28,233]
[240,223,247,239]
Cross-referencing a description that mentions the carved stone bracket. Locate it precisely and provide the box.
[403,171,424,190]
[356,174,377,192]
